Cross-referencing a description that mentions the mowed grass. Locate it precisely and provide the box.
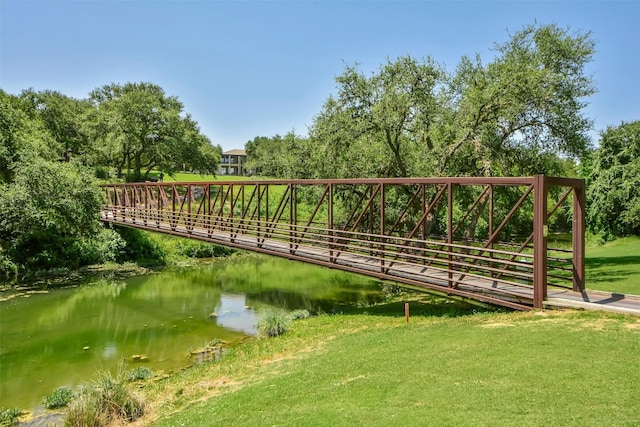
[585,236,640,295]
[142,297,640,427]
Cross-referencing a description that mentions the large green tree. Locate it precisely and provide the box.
[586,121,640,238]
[245,132,312,178]
[0,156,122,273]
[86,82,220,180]
[445,24,594,177]
[306,24,594,239]
[0,90,58,182]
[0,83,227,279]
[310,56,443,179]
[19,89,91,161]
[309,24,595,180]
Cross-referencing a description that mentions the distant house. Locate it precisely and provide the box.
[219,149,247,176]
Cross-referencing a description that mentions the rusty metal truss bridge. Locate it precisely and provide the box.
[100,176,587,311]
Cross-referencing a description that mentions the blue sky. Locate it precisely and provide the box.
[1,1,639,152]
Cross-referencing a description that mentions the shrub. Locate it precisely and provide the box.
[0,249,18,282]
[257,309,292,337]
[93,374,144,422]
[71,228,126,265]
[94,167,111,180]
[42,386,74,409]
[174,239,234,258]
[64,369,144,427]
[114,226,166,265]
[64,390,103,427]
[289,309,311,320]
[126,366,155,382]
[0,407,21,426]
[0,158,105,271]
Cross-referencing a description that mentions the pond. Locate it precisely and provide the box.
[0,255,387,410]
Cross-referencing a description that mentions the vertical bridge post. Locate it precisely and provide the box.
[533,174,548,309]
[447,182,453,288]
[380,183,385,273]
[573,180,586,292]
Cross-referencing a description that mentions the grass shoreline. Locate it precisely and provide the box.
[0,262,160,302]
[0,226,238,297]
[136,298,640,426]
[15,302,640,425]
[6,236,640,425]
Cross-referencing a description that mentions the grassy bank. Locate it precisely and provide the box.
[0,228,234,293]
[585,236,640,295]
[133,297,639,426]
[137,237,640,426]
[11,237,640,425]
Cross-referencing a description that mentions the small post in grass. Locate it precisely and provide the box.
[405,302,409,323]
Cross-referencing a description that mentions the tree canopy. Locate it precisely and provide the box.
[586,121,640,238]
[310,56,443,178]
[19,89,90,159]
[86,82,221,180]
[245,133,312,178]
[307,23,595,180]
[245,23,598,240]
[0,90,59,182]
[0,82,222,279]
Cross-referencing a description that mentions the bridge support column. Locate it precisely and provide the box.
[328,183,334,263]
[380,183,385,273]
[572,181,586,292]
[533,175,548,309]
[447,182,453,288]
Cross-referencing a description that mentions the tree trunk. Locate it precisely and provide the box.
[117,152,127,179]
[463,156,492,242]
[134,152,142,181]
[126,155,132,180]
[463,191,490,242]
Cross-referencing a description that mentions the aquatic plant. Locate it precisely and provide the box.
[64,389,103,427]
[0,407,21,426]
[42,386,75,409]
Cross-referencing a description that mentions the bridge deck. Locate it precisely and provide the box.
[546,289,640,315]
[102,212,640,315]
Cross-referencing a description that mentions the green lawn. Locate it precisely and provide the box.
[144,302,639,427]
[68,236,639,426]
[585,236,640,295]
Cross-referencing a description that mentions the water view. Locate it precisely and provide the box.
[0,255,386,409]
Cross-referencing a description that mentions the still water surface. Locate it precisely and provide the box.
[0,256,385,409]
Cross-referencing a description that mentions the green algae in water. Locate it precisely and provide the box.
[0,255,385,409]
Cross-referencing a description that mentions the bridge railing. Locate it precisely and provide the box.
[100,176,585,310]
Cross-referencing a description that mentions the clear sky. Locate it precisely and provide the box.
[1,0,638,151]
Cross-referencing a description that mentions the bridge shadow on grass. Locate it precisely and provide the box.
[585,256,640,285]
[339,295,503,319]
[585,256,640,269]
[587,270,639,284]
